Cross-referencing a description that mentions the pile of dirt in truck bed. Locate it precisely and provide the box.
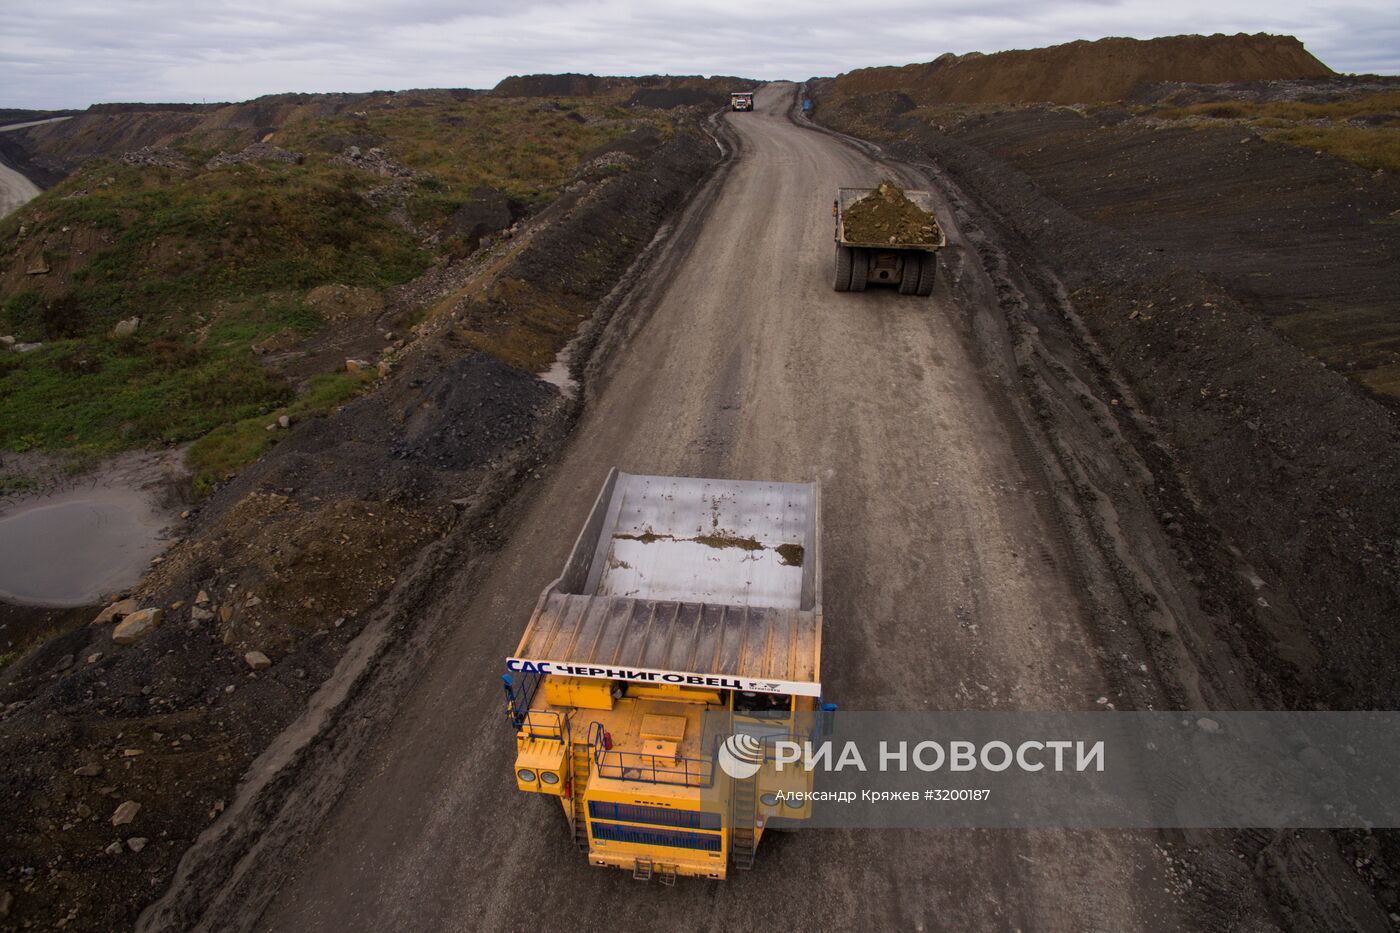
[841,181,941,245]
[819,33,1333,106]
[0,118,720,932]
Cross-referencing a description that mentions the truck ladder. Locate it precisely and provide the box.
[730,775,759,870]
[569,741,591,851]
[633,856,654,881]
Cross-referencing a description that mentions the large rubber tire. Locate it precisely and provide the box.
[849,248,868,292]
[915,253,937,297]
[898,254,921,295]
[833,245,852,292]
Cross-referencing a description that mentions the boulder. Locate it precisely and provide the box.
[205,142,303,169]
[91,597,139,626]
[112,608,162,644]
[443,186,523,244]
[244,650,272,671]
[126,837,148,853]
[111,317,140,338]
[110,800,141,826]
[25,258,49,275]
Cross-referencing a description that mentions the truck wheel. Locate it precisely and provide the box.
[849,249,868,292]
[833,245,852,292]
[898,255,920,295]
[916,254,937,297]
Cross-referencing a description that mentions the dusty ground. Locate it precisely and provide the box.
[3,73,1396,931]
[811,82,1400,712]
[812,81,1400,923]
[106,83,1387,932]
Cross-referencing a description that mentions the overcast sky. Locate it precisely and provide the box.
[2,0,1396,109]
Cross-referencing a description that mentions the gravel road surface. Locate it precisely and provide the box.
[234,83,1283,932]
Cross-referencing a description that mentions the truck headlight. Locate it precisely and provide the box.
[517,768,537,783]
[540,770,560,786]
[760,793,779,807]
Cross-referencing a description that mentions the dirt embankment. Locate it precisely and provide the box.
[0,117,720,931]
[813,85,1400,712]
[0,89,472,183]
[812,85,1400,921]
[493,73,755,107]
[823,33,1332,106]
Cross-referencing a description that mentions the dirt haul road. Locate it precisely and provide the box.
[226,84,1291,931]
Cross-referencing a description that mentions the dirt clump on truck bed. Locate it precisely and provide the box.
[842,181,941,245]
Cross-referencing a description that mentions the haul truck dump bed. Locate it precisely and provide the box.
[833,184,945,296]
[504,469,825,881]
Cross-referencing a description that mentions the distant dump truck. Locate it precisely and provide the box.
[730,92,754,112]
[833,183,945,296]
[504,469,830,882]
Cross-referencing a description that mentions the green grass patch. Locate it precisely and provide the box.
[0,337,292,456]
[1148,90,1400,175]
[0,92,665,485]
[186,370,374,494]
[0,627,58,670]
[1155,91,1400,124]
[1265,125,1400,174]
[276,96,639,214]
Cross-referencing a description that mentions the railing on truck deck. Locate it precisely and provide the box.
[502,671,545,730]
[589,721,715,787]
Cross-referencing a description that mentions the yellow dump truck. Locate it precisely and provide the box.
[730,92,754,112]
[504,469,829,882]
[833,185,945,296]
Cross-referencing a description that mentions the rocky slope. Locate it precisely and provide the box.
[0,106,722,930]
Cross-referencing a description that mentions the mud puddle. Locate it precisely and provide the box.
[0,450,186,606]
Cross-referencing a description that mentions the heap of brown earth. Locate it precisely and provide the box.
[842,181,941,244]
[827,33,1333,106]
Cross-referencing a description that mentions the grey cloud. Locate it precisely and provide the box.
[1,0,1396,109]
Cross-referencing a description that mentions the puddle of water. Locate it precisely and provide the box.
[0,490,169,607]
[537,354,578,396]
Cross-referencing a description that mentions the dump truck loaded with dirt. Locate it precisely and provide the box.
[833,181,944,295]
[504,470,828,881]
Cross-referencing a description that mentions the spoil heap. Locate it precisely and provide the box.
[843,182,940,245]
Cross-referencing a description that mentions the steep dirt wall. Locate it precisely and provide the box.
[825,33,1333,105]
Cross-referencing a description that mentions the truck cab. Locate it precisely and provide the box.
[503,470,826,881]
[730,92,755,112]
